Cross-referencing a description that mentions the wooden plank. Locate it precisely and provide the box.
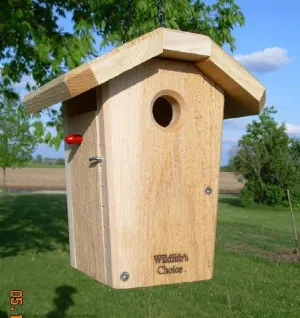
[63,102,76,268]
[161,28,210,61]
[195,42,266,119]
[24,29,164,114]
[96,85,113,286]
[102,58,224,288]
[24,28,265,119]
[90,28,163,86]
[24,74,71,113]
[65,64,98,96]
[64,91,107,284]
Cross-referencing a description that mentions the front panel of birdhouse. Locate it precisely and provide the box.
[64,57,224,289]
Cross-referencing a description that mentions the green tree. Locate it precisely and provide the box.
[0,0,245,149]
[35,154,43,164]
[0,0,95,149]
[90,0,244,50]
[0,89,39,190]
[0,0,94,87]
[55,158,65,166]
[231,106,300,206]
[290,138,300,171]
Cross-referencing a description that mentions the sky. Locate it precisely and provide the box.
[17,0,300,165]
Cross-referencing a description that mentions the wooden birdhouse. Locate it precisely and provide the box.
[24,28,266,289]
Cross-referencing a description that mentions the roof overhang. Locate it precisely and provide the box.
[24,28,266,119]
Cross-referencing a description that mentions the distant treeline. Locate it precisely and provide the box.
[220,165,234,172]
[32,155,65,166]
[31,156,234,170]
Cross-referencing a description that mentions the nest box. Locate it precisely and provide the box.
[24,28,266,289]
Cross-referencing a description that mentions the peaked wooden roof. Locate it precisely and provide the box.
[24,28,266,119]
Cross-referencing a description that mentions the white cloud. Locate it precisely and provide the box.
[235,47,291,73]
[286,123,300,136]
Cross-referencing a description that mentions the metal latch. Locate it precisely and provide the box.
[88,156,104,163]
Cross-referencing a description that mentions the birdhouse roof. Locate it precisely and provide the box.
[24,28,265,119]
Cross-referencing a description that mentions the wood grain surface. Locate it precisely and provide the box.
[24,28,265,118]
[101,58,224,288]
[64,94,108,284]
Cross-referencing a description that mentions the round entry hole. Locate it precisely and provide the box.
[152,96,181,128]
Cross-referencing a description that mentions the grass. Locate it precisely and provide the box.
[25,163,65,168]
[0,194,299,317]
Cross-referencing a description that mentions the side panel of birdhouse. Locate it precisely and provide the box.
[63,89,109,285]
[101,58,224,289]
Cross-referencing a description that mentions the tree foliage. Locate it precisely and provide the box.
[55,158,65,165]
[35,154,43,163]
[0,0,94,87]
[0,0,245,149]
[90,0,244,50]
[0,0,96,149]
[0,88,40,188]
[231,107,300,206]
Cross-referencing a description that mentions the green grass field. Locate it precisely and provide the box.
[0,194,299,317]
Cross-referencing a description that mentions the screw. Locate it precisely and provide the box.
[205,186,212,195]
[120,271,129,282]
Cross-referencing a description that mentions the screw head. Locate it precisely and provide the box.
[120,271,129,282]
[205,186,212,195]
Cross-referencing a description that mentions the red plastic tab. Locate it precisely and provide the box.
[64,134,83,144]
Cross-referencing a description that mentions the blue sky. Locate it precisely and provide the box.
[18,0,300,164]
[221,0,300,164]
